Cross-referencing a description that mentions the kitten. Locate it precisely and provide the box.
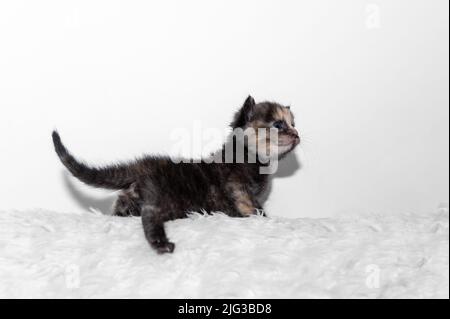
[52,96,300,254]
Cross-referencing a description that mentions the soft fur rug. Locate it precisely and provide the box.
[0,208,448,298]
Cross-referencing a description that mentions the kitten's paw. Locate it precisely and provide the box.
[151,240,175,254]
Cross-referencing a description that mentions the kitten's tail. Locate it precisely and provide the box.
[52,131,135,190]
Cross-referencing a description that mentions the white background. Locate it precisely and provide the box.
[0,0,448,217]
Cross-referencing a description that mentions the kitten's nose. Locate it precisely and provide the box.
[287,128,299,138]
[287,128,300,144]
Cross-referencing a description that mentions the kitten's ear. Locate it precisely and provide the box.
[244,95,256,109]
[231,95,256,128]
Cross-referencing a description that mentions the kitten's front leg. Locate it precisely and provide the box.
[229,186,265,217]
[141,205,175,254]
[254,200,267,217]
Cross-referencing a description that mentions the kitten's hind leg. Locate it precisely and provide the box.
[113,183,141,217]
[113,194,141,217]
[141,205,175,254]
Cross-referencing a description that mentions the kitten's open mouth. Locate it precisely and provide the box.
[278,137,300,147]
[277,142,293,147]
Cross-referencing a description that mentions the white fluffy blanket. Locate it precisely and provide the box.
[0,209,448,298]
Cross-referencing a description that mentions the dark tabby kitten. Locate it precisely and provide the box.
[52,96,300,254]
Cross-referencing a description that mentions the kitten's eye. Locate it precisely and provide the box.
[272,121,284,129]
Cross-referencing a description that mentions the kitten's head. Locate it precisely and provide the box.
[230,96,300,159]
